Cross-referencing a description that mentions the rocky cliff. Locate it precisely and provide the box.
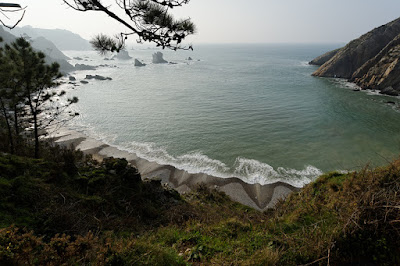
[309,48,340,66]
[312,17,400,84]
[350,34,400,95]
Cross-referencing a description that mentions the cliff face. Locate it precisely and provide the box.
[350,34,400,95]
[309,48,340,66]
[312,17,400,81]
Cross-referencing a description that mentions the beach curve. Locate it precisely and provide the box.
[49,127,299,211]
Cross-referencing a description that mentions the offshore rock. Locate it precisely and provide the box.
[152,52,168,64]
[85,74,112,81]
[112,50,132,60]
[312,17,400,79]
[134,59,146,67]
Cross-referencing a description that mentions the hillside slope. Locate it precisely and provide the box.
[0,148,399,265]
[6,25,91,51]
[1,26,75,73]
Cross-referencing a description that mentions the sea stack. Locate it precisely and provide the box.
[152,52,168,64]
[112,50,132,60]
[134,59,146,67]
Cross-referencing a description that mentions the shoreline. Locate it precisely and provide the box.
[49,127,299,211]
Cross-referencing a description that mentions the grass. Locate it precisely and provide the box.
[0,146,399,265]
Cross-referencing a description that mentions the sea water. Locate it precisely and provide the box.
[63,44,400,187]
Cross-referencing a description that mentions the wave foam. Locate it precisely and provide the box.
[123,141,230,176]
[66,122,323,188]
[300,61,312,67]
[234,157,322,187]
[120,142,321,187]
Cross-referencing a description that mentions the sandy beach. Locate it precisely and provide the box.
[49,127,298,211]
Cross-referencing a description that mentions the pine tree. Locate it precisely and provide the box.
[64,0,196,52]
[1,38,78,158]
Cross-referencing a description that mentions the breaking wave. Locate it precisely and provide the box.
[116,141,322,188]
[67,120,323,188]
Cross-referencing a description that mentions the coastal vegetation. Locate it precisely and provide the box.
[0,139,399,264]
[0,10,400,265]
[0,37,78,158]
[0,42,399,261]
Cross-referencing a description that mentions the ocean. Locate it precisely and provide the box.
[63,44,400,187]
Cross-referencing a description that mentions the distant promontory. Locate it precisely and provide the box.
[311,17,400,96]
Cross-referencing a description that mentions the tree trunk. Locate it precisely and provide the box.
[13,104,20,152]
[33,111,39,159]
[0,96,14,154]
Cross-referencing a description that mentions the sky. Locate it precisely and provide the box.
[4,0,400,44]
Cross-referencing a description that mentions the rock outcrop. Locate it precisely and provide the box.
[312,17,400,79]
[311,17,400,95]
[309,48,340,66]
[152,52,168,64]
[85,74,112,81]
[112,50,132,60]
[351,34,400,95]
[134,59,146,67]
[75,64,97,71]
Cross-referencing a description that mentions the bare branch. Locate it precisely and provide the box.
[0,4,26,29]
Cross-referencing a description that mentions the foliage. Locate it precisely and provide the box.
[0,143,399,264]
[0,37,78,158]
[63,0,196,53]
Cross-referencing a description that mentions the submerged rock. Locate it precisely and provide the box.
[380,86,399,96]
[152,52,168,64]
[69,76,76,81]
[80,80,89,84]
[134,59,146,67]
[85,74,112,81]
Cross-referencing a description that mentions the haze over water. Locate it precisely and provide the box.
[65,44,400,187]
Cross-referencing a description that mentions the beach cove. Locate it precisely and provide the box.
[62,44,400,192]
[50,127,297,211]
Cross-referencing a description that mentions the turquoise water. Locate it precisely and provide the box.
[64,44,400,187]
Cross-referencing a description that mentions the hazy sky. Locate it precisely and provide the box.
[7,0,400,44]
